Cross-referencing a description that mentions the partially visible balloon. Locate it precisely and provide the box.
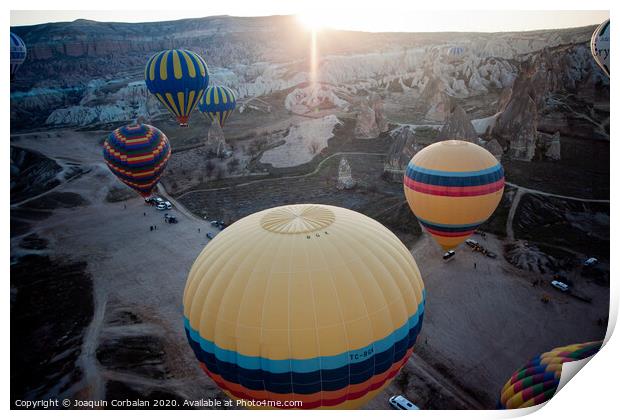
[103,123,171,197]
[499,341,602,409]
[183,204,426,409]
[144,49,209,126]
[198,85,237,128]
[10,32,27,80]
[591,19,610,77]
[447,46,464,57]
[403,140,504,251]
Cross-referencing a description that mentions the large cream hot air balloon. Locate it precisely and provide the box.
[403,140,505,251]
[183,204,425,409]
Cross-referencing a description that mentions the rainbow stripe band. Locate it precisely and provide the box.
[405,163,504,189]
[184,297,424,397]
[202,348,413,409]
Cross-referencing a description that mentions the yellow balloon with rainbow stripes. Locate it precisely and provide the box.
[403,140,505,251]
[183,204,425,409]
[144,49,209,127]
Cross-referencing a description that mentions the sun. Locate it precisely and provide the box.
[296,11,324,31]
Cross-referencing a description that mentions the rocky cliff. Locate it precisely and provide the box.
[10,17,600,129]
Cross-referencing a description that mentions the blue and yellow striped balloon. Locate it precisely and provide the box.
[144,49,209,126]
[198,85,237,128]
[10,32,27,80]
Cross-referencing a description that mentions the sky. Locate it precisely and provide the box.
[11,8,610,33]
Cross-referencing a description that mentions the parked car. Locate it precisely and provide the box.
[389,395,419,410]
[210,220,219,227]
[465,239,479,247]
[485,251,497,259]
[443,250,456,260]
[156,203,167,211]
[144,197,157,205]
[551,280,569,292]
[584,257,598,267]
[164,201,172,210]
[206,232,215,240]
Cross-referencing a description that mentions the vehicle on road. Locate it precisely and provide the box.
[551,280,569,292]
[465,239,479,247]
[443,250,456,260]
[207,232,215,240]
[584,257,598,267]
[389,395,419,410]
[164,214,178,224]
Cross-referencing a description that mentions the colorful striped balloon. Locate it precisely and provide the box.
[183,204,425,409]
[144,49,209,126]
[103,123,171,197]
[198,85,237,128]
[499,341,602,409]
[404,140,505,251]
[10,32,27,80]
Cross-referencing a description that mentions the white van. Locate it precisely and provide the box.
[389,395,419,410]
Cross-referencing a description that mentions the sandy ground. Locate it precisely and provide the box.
[10,129,609,409]
[11,130,222,402]
[367,233,608,408]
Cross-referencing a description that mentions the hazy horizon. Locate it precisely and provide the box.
[11,10,609,33]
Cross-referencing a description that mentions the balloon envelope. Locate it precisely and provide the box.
[183,204,425,409]
[499,341,602,409]
[103,123,171,197]
[10,32,27,79]
[447,46,464,56]
[144,49,209,126]
[199,85,237,128]
[591,19,610,77]
[404,140,504,250]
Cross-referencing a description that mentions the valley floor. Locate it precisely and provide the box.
[10,128,609,409]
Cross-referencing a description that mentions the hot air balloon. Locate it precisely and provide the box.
[198,85,237,128]
[103,123,171,197]
[144,49,209,126]
[183,204,425,409]
[447,46,464,57]
[591,19,610,77]
[499,341,602,409]
[10,32,27,80]
[403,140,504,251]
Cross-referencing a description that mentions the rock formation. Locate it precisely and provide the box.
[285,84,349,115]
[205,123,230,158]
[541,131,561,160]
[436,104,478,142]
[336,158,356,190]
[354,94,388,139]
[481,138,503,161]
[383,125,426,181]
